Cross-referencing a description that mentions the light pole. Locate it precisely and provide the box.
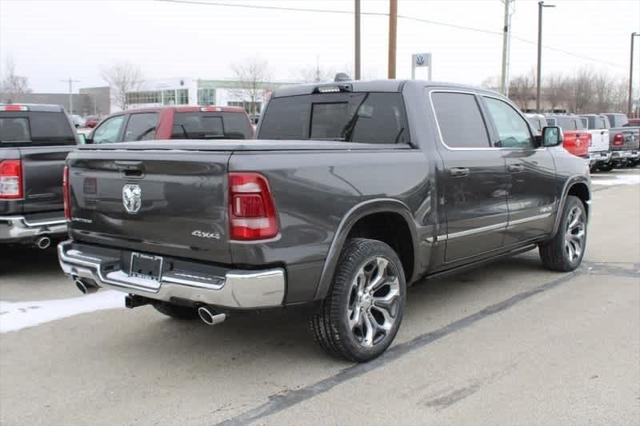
[536,1,555,113]
[355,0,361,80]
[60,78,80,114]
[388,0,397,79]
[500,0,514,96]
[628,32,639,116]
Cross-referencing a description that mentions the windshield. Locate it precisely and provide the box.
[258,92,410,144]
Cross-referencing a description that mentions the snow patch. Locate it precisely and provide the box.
[591,174,640,186]
[0,291,125,333]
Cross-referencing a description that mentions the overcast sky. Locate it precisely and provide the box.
[0,0,638,93]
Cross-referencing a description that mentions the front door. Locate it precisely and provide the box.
[481,96,557,244]
[431,91,509,262]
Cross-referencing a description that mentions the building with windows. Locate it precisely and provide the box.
[123,77,293,114]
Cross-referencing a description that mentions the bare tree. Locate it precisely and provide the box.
[298,64,336,83]
[543,73,569,112]
[0,58,31,103]
[480,75,500,92]
[508,72,535,110]
[230,58,271,116]
[101,62,144,110]
[566,67,595,114]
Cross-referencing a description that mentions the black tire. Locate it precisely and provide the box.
[589,164,598,173]
[539,196,587,272]
[153,302,199,320]
[309,238,406,362]
[598,163,613,172]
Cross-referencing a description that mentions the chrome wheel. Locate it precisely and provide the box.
[347,256,401,348]
[564,205,586,263]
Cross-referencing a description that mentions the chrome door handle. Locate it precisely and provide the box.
[448,167,470,177]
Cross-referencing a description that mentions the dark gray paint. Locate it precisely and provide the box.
[64,80,591,305]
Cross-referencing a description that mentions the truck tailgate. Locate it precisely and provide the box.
[67,149,232,263]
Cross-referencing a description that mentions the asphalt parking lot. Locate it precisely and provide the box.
[1,169,639,426]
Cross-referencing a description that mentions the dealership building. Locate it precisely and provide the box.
[123,77,293,114]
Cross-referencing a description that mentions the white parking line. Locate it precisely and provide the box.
[0,291,124,333]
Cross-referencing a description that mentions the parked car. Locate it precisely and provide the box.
[525,113,547,135]
[626,118,640,127]
[601,113,640,167]
[58,80,590,362]
[578,114,611,172]
[83,106,254,144]
[545,115,591,160]
[84,115,101,128]
[0,104,79,248]
[71,114,86,128]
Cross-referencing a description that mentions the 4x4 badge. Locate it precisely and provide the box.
[122,184,142,214]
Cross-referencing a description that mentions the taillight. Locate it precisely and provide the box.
[0,160,23,199]
[63,166,71,220]
[228,172,278,241]
[0,104,28,112]
[613,133,624,146]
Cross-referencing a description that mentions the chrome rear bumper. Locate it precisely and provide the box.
[0,215,67,243]
[57,240,285,309]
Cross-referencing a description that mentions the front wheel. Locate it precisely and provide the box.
[598,163,613,172]
[309,238,406,362]
[539,195,587,272]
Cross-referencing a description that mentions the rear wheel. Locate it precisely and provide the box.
[309,238,406,362]
[153,302,199,320]
[539,196,587,272]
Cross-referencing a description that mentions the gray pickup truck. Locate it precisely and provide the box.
[58,80,590,362]
[602,113,640,168]
[1,104,78,248]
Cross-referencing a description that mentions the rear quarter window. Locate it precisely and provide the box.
[171,112,252,139]
[0,111,76,146]
[258,92,410,144]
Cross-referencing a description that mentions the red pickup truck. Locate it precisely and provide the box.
[546,115,590,159]
[84,106,253,144]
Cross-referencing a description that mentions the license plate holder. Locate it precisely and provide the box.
[129,252,163,282]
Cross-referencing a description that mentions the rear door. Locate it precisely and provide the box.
[68,148,233,263]
[431,90,509,262]
[481,96,556,242]
[0,110,76,214]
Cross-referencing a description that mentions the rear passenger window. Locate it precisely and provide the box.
[0,112,75,146]
[123,113,158,141]
[431,92,490,148]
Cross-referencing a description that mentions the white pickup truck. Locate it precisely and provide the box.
[579,114,611,172]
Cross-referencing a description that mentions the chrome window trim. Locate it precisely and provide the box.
[427,88,544,152]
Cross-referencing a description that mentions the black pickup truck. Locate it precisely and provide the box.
[58,80,590,362]
[1,104,78,249]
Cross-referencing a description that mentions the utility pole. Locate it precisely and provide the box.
[355,0,361,80]
[628,32,639,116]
[536,1,554,113]
[500,0,514,96]
[60,77,80,114]
[388,0,397,79]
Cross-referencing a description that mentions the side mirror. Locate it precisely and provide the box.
[541,126,563,147]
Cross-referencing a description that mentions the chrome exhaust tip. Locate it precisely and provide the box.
[197,306,226,326]
[74,277,98,295]
[35,236,51,250]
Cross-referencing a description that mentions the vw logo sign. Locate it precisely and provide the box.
[416,55,425,66]
[122,184,142,214]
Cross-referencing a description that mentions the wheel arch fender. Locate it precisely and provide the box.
[552,176,591,236]
[313,198,419,301]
